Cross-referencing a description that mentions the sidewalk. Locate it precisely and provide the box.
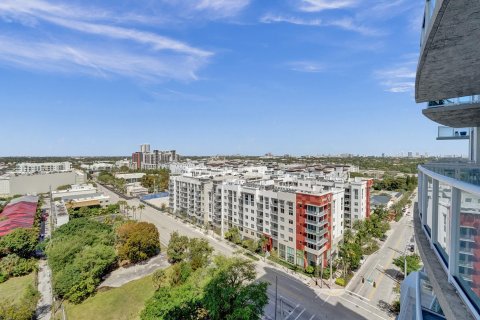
[36,259,53,320]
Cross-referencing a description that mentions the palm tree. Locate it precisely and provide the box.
[118,200,127,214]
[131,205,136,220]
[138,204,145,220]
[125,205,131,218]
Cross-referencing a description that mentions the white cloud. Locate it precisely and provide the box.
[299,0,359,12]
[0,0,212,81]
[260,14,380,36]
[0,36,204,81]
[195,0,251,17]
[260,14,322,26]
[288,61,325,73]
[160,0,250,19]
[375,57,418,93]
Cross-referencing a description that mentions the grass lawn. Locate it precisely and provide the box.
[0,272,35,304]
[65,275,155,320]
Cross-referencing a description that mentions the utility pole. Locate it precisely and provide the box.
[320,256,324,288]
[329,250,333,287]
[274,276,278,320]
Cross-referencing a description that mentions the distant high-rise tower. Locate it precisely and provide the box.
[140,144,150,153]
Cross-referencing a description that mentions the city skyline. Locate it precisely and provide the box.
[0,0,467,156]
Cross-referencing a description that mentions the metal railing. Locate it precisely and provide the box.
[428,95,480,108]
[421,162,480,187]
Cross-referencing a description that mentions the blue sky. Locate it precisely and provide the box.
[0,0,467,156]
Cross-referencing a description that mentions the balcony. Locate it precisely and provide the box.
[306,228,328,238]
[420,162,480,187]
[436,126,470,141]
[423,96,480,127]
[416,0,480,103]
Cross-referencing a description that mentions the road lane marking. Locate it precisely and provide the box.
[284,304,300,320]
[337,296,390,320]
[308,315,315,320]
[322,295,331,305]
[345,290,370,302]
[294,309,306,320]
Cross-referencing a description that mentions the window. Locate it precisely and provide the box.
[425,177,433,236]
[279,243,286,259]
[288,237,293,242]
[280,225,284,230]
[289,219,293,225]
[289,228,293,233]
[435,182,451,264]
[287,247,295,264]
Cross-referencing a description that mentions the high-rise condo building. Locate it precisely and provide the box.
[400,1,480,319]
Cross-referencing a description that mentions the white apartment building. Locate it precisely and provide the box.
[169,172,347,267]
[16,162,72,174]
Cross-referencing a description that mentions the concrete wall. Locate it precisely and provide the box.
[9,172,82,195]
[0,178,10,197]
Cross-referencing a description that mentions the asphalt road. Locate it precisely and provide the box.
[346,193,416,315]
[96,183,394,320]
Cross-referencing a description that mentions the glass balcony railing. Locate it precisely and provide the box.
[421,162,480,187]
[428,95,480,108]
[437,127,470,140]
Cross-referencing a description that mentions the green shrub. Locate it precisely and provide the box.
[391,300,400,313]
[0,272,7,283]
[0,228,38,258]
[0,254,37,278]
[335,278,346,287]
[167,262,192,287]
[305,266,315,274]
[152,269,167,290]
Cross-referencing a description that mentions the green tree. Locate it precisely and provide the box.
[46,218,116,303]
[393,254,421,276]
[224,227,241,244]
[188,238,213,271]
[0,228,38,258]
[203,256,269,320]
[167,231,189,264]
[152,269,168,290]
[116,221,160,264]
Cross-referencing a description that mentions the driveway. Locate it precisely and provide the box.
[99,254,169,288]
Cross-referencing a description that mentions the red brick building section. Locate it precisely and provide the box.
[459,211,480,298]
[132,152,142,170]
[296,192,333,267]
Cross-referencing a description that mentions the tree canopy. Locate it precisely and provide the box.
[116,221,160,264]
[46,218,116,303]
[167,231,190,264]
[0,228,38,258]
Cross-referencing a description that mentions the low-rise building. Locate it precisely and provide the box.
[52,184,110,209]
[0,171,86,197]
[0,195,39,236]
[16,162,72,174]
